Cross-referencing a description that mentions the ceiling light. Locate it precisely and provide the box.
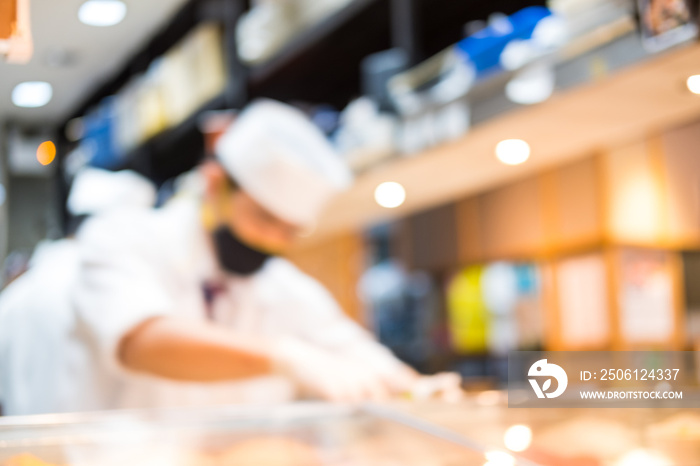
[78,0,127,27]
[12,81,53,108]
[495,139,530,165]
[687,75,700,94]
[374,181,406,208]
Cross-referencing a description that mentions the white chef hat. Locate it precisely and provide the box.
[215,99,352,226]
[67,167,157,216]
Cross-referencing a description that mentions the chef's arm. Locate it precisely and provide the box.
[117,315,395,402]
[118,316,272,382]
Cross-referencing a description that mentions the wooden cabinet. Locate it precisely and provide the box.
[478,176,548,260]
[659,120,700,248]
[455,177,548,263]
[455,197,484,264]
[600,125,700,249]
[290,120,700,351]
[540,157,603,252]
[455,156,603,263]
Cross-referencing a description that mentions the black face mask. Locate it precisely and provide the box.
[212,225,271,276]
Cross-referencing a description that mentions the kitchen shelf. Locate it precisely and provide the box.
[60,0,548,186]
[303,43,700,243]
[119,92,227,183]
[68,0,219,121]
[249,0,384,84]
[247,0,392,106]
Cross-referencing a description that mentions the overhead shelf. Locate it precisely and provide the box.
[246,0,545,105]
[61,0,548,184]
[249,0,384,83]
[306,43,700,243]
[247,0,391,106]
[119,93,227,183]
[414,0,547,60]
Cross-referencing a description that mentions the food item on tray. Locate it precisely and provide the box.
[647,412,700,465]
[4,439,318,466]
[217,437,322,466]
[647,412,700,440]
[535,417,637,460]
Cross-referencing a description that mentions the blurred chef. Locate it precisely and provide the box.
[0,168,156,415]
[5,98,455,414]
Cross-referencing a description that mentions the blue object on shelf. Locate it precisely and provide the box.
[455,6,553,76]
[80,96,122,170]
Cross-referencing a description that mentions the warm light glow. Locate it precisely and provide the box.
[687,75,700,94]
[12,82,53,108]
[374,181,406,208]
[78,0,127,27]
[495,139,530,165]
[484,450,515,466]
[608,151,664,243]
[37,141,57,166]
[615,449,671,466]
[503,424,532,452]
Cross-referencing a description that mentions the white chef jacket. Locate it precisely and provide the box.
[1,185,403,414]
[0,239,101,415]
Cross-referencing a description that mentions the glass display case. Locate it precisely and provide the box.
[4,397,697,465]
[0,403,537,466]
[399,393,700,466]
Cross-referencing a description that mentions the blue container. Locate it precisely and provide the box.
[456,6,552,76]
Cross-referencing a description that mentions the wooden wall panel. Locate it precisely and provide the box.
[660,120,700,248]
[454,155,603,264]
[540,157,603,252]
[478,177,547,259]
[285,231,367,324]
[455,197,484,265]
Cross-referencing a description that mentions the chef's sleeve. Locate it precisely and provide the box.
[73,214,175,375]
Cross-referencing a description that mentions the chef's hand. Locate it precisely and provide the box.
[337,343,463,402]
[271,337,402,403]
[338,343,419,395]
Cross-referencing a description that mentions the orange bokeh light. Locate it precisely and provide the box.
[37,141,56,166]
